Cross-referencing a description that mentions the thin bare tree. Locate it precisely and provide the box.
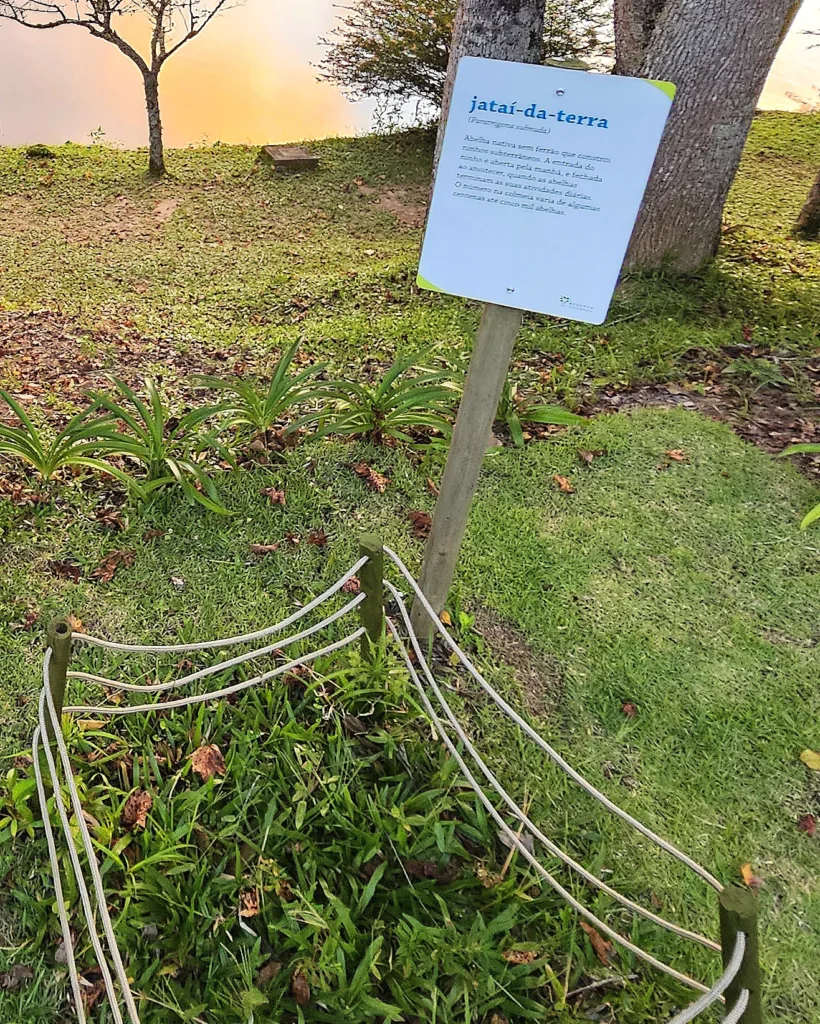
[0,0,238,176]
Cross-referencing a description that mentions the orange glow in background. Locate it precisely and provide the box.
[0,0,817,148]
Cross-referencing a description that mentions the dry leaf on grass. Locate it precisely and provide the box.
[239,888,260,918]
[256,960,282,987]
[291,969,311,1007]
[250,542,280,556]
[740,863,764,889]
[91,549,136,583]
[342,576,361,594]
[79,968,105,1011]
[142,529,166,543]
[0,964,34,992]
[502,949,538,964]
[260,487,286,506]
[190,744,226,781]
[665,449,687,462]
[800,749,820,771]
[439,610,452,626]
[552,474,575,493]
[307,529,329,546]
[579,920,614,965]
[48,559,82,583]
[621,701,637,718]
[121,789,152,830]
[352,462,390,492]
[797,814,816,837]
[578,448,607,464]
[407,510,432,539]
[427,476,440,496]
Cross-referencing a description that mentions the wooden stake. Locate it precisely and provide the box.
[719,885,762,1024]
[358,534,384,659]
[411,303,522,636]
[45,617,72,745]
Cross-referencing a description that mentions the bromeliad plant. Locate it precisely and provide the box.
[325,355,462,445]
[782,442,820,528]
[496,379,585,447]
[0,388,145,495]
[195,339,333,448]
[89,377,233,515]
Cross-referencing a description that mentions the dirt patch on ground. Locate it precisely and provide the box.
[587,353,820,483]
[0,309,246,423]
[356,181,427,230]
[470,606,563,720]
[0,194,182,244]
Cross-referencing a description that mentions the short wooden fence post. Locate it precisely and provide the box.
[45,618,73,745]
[719,885,763,1024]
[358,534,384,659]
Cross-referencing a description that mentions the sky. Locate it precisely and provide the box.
[0,0,817,148]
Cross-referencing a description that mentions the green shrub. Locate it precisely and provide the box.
[496,379,585,447]
[782,442,820,528]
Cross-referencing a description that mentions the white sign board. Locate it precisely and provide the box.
[418,58,675,325]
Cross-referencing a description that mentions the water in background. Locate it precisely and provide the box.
[0,0,817,148]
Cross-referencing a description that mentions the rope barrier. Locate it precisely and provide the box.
[383,545,724,894]
[384,580,720,953]
[71,556,367,653]
[722,989,751,1024]
[30,551,749,1022]
[665,933,745,1023]
[385,603,711,995]
[67,594,365,694]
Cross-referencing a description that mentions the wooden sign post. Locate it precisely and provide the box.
[412,58,676,635]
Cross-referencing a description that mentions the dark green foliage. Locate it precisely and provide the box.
[317,0,613,107]
[495,379,585,447]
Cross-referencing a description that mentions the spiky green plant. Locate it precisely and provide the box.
[496,379,585,447]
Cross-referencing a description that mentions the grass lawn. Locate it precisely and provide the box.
[0,113,818,1022]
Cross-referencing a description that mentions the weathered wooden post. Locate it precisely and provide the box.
[45,617,72,744]
[719,885,762,1024]
[358,534,384,659]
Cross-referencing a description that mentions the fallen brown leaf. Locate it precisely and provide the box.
[256,960,282,987]
[190,744,226,781]
[578,448,607,464]
[552,473,575,493]
[67,613,83,632]
[502,949,538,964]
[91,549,136,583]
[352,462,390,493]
[121,789,152,830]
[0,964,33,992]
[579,920,614,965]
[740,863,764,889]
[427,476,440,496]
[797,814,816,837]
[342,576,361,594]
[11,609,38,632]
[48,559,82,583]
[291,969,311,1006]
[142,529,166,543]
[260,487,286,506]
[250,542,280,556]
[404,859,461,884]
[439,610,452,626]
[307,528,329,547]
[80,968,105,1011]
[240,888,260,918]
[285,531,301,547]
[407,510,432,539]
[621,702,637,718]
[665,449,687,462]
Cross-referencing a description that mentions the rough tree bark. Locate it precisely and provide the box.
[623,0,801,272]
[143,72,165,178]
[794,167,820,239]
[434,0,546,168]
[612,0,668,75]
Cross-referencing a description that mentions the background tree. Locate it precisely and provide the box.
[319,0,612,112]
[617,0,801,272]
[0,0,236,176]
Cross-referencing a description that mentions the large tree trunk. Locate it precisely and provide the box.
[434,0,546,169]
[613,0,669,75]
[143,71,166,178]
[624,0,800,273]
[794,168,820,239]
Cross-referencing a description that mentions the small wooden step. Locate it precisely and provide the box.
[259,145,320,173]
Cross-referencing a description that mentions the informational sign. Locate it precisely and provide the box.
[418,57,675,325]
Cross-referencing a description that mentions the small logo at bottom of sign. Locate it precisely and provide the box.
[560,295,595,313]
